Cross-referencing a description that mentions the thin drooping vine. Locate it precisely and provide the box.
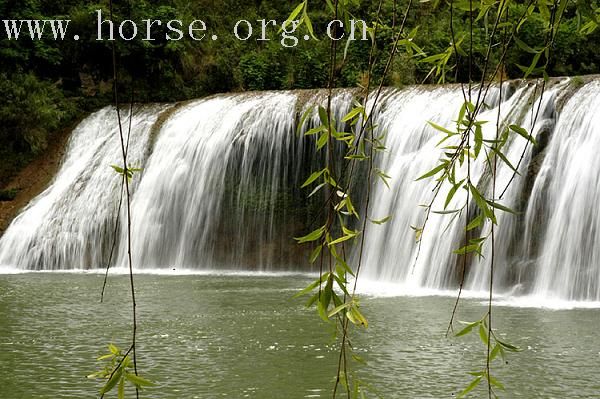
[101,85,136,304]
[414,1,577,397]
[88,1,153,397]
[292,0,416,396]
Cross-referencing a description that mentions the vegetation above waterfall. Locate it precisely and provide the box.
[2,0,600,186]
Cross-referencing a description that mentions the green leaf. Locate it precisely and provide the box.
[427,121,455,135]
[468,371,484,377]
[294,277,323,298]
[433,209,461,215]
[489,374,505,390]
[100,367,123,395]
[125,372,155,388]
[317,298,329,321]
[305,125,326,136]
[375,168,391,188]
[296,105,314,136]
[514,37,538,54]
[318,106,329,126]
[308,245,322,264]
[455,321,477,337]
[121,355,131,369]
[466,214,482,231]
[108,343,120,355]
[87,371,104,379]
[325,173,339,189]
[328,232,357,246]
[316,131,329,150]
[419,52,447,63]
[333,255,355,277]
[469,183,495,224]
[490,343,501,361]
[285,1,305,25]
[305,292,319,307]
[474,124,483,157]
[328,302,352,318]
[97,353,114,361]
[509,125,537,145]
[554,0,569,35]
[457,376,482,398]
[487,200,516,215]
[343,195,359,218]
[301,169,326,188]
[298,280,321,299]
[349,306,368,328]
[331,291,343,308]
[479,323,489,345]
[457,101,468,124]
[445,179,465,209]
[497,339,520,352]
[303,7,318,40]
[346,153,368,161]
[110,165,125,175]
[416,163,447,181]
[490,146,519,174]
[352,353,367,365]
[294,226,326,244]
[332,274,350,296]
[118,378,125,399]
[411,225,423,242]
[453,244,481,255]
[370,215,392,225]
[321,276,333,309]
[342,106,365,123]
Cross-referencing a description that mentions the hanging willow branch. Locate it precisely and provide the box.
[293,0,414,397]
[415,1,572,398]
[89,1,154,397]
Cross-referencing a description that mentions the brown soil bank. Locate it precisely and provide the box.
[0,126,73,237]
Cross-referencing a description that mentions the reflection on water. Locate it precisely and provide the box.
[0,274,599,398]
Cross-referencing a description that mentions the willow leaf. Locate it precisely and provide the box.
[416,163,446,181]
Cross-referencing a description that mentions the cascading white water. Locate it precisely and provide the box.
[526,81,600,301]
[358,83,555,290]
[1,80,599,303]
[464,83,567,295]
[359,86,466,288]
[122,93,299,269]
[121,91,353,270]
[0,105,169,270]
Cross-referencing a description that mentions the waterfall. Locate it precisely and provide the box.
[526,81,600,301]
[359,86,467,288]
[0,105,169,270]
[1,79,600,302]
[358,83,557,290]
[122,93,301,269]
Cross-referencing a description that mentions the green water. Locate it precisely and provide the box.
[0,273,599,398]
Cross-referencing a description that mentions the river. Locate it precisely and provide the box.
[0,272,598,398]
